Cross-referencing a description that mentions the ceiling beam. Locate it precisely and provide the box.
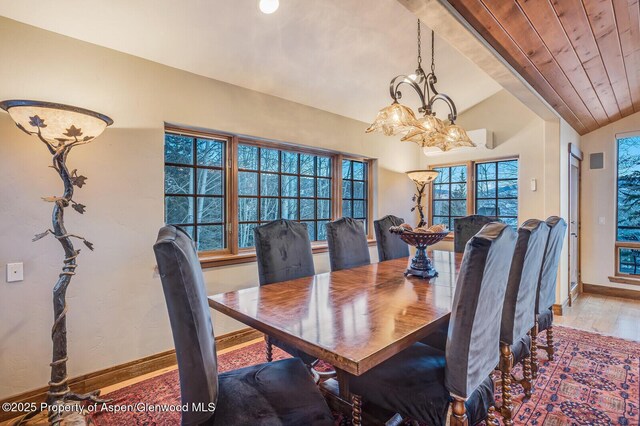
[396,0,561,124]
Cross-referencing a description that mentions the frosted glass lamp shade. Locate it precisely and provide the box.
[366,102,423,136]
[401,115,446,146]
[443,123,475,150]
[0,100,113,146]
[406,170,439,185]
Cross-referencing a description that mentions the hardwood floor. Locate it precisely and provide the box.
[555,292,640,341]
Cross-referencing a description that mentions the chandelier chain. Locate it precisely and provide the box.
[417,19,422,66]
[431,30,435,73]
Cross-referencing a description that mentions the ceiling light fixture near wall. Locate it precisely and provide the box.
[366,20,474,152]
[259,0,279,14]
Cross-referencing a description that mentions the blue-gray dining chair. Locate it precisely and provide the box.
[326,217,371,271]
[347,222,517,425]
[154,225,334,426]
[374,215,409,261]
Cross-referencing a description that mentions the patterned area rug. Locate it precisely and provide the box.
[88,326,639,425]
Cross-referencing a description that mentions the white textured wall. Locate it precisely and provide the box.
[581,110,640,292]
[0,18,421,398]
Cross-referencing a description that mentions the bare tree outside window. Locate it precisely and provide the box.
[432,165,467,230]
[616,135,640,275]
[342,159,368,230]
[164,133,226,251]
[475,160,518,228]
[237,144,332,248]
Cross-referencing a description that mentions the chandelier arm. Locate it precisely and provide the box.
[389,75,428,113]
[428,93,458,122]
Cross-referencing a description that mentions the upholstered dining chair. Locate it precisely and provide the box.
[374,215,409,261]
[326,217,371,271]
[531,216,567,378]
[153,225,334,426]
[498,219,549,424]
[348,222,517,426]
[453,215,495,253]
[254,219,318,365]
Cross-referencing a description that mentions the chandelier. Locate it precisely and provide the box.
[366,20,474,152]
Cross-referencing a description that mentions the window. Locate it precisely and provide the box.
[475,160,518,228]
[428,158,519,231]
[164,133,226,251]
[342,159,368,229]
[616,134,640,276]
[164,127,373,262]
[431,165,468,230]
[236,144,332,247]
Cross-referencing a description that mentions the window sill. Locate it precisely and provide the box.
[199,239,377,269]
[608,275,640,286]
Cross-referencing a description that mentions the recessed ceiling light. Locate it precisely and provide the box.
[259,0,279,14]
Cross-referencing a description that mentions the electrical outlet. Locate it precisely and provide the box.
[7,263,23,282]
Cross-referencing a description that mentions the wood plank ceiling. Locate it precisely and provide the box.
[447,0,640,135]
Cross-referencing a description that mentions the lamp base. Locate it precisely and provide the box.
[403,245,439,279]
[404,266,439,279]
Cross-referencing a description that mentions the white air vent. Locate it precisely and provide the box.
[422,129,494,156]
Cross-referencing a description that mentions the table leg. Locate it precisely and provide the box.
[336,369,362,426]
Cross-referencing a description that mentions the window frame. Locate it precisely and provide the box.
[474,158,519,227]
[165,125,375,268]
[613,131,640,281]
[429,162,474,231]
[341,158,369,230]
[427,156,519,237]
[164,128,233,255]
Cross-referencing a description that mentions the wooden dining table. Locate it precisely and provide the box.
[208,250,463,425]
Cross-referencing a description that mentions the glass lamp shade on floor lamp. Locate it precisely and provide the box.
[0,100,113,425]
[406,169,439,228]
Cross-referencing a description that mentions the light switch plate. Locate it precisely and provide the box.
[7,263,23,282]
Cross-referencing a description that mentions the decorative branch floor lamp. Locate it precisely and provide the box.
[0,100,113,425]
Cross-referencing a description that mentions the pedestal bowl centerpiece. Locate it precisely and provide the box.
[390,225,448,278]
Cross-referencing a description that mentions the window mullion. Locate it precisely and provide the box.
[334,154,343,219]
[230,136,239,254]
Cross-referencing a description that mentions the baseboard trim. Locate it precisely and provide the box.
[552,303,563,316]
[552,296,570,316]
[570,285,581,304]
[0,327,262,422]
[584,283,640,300]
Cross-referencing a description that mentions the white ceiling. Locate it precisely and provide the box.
[0,0,501,123]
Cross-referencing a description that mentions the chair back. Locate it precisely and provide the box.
[536,216,567,314]
[154,226,217,426]
[254,219,315,286]
[501,219,549,345]
[374,215,409,261]
[326,217,371,271]
[445,222,517,399]
[453,215,495,253]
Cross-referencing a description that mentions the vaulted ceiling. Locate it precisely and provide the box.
[0,0,502,125]
[447,0,640,135]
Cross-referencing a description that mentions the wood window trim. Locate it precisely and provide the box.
[426,156,519,237]
[613,241,640,280]
[164,125,375,268]
[199,239,378,268]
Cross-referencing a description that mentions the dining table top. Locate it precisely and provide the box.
[208,250,463,376]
